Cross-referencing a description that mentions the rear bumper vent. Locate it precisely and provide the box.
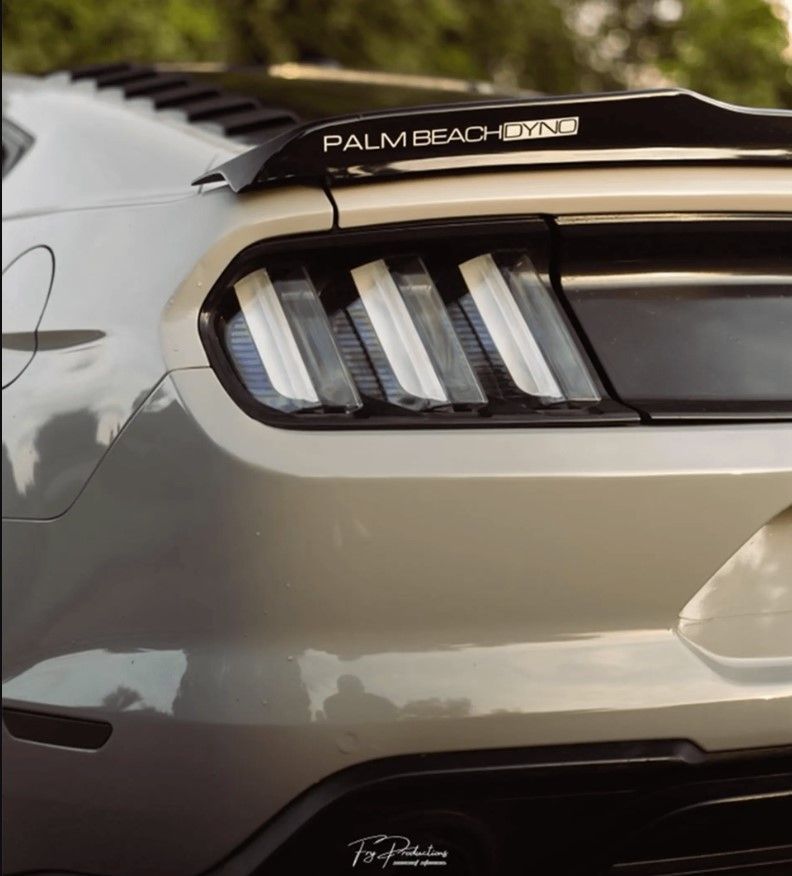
[205,740,792,876]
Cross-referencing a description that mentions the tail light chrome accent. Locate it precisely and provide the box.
[234,269,319,409]
[351,258,487,410]
[233,267,361,413]
[496,253,600,403]
[351,260,448,407]
[459,254,563,402]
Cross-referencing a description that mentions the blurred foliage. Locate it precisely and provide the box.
[3,0,791,107]
[662,0,792,107]
[570,0,792,106]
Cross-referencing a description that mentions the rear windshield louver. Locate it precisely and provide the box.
[95,68,160,89]
[123,75,192,98]
[152,85,222,109]
[66,64,300,145]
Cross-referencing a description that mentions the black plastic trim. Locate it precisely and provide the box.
[95,68,158,89]
[70,61,131,80]
[152,84,222,109]
[612,846,792,875]
[2,117,34,178]
[545,215,642,420]
[201,740,792,876]
[64,65,300,146]
[2,707,112,750]
[215,109,299,135]
[185,97,260,122]
[123,74,191,98]
[623,401,792,423]
[192,89,792,193]
[555,212,792,423]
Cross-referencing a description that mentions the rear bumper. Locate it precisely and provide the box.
[3,369,791,875]
[4,729,791,876]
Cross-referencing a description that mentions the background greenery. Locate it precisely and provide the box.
[3,0,791,108]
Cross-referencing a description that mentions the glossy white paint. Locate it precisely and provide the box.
[5,625,790,728]
[173,369,792,483]
[333,165,792,227]
[2,159,332,517]
[2,73,242,215]
[5,374,792,874]
[678,506,792,666]
[161,185,335,371]
[1,246,55,386]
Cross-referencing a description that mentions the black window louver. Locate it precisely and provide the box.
[66,63,300,145]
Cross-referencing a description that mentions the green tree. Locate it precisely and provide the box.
[568,0,792,106]
[661,0,792,107]
[2,0,228,72]
[2,0,790,107]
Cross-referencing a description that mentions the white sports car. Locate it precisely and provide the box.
[2,62,792,875]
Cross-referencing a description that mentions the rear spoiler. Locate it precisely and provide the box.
[192,88,792,193]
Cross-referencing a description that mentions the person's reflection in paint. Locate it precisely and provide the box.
[322,674,398,723]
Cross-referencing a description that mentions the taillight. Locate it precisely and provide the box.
[200,221,635,427]
[231,266,361,413]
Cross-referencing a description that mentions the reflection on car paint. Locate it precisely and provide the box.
[5,630,791,727]
[2,649,188,715]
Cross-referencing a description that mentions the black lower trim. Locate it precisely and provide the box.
[613,844,792,875]
[203,740,792,876]
[2,707,112,750]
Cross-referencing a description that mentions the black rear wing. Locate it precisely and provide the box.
[192,88,792,193]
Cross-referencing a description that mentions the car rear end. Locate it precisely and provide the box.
[2,72,792,875]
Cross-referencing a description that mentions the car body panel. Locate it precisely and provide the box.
[3,369,792,874]
[678,506,792,665]
[332,165,792,228]
[1,245,55,387]
[1,186,334,519]
[1,72,241,214]
[1,73,336,520]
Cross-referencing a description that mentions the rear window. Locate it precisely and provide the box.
[557,216,792,419]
